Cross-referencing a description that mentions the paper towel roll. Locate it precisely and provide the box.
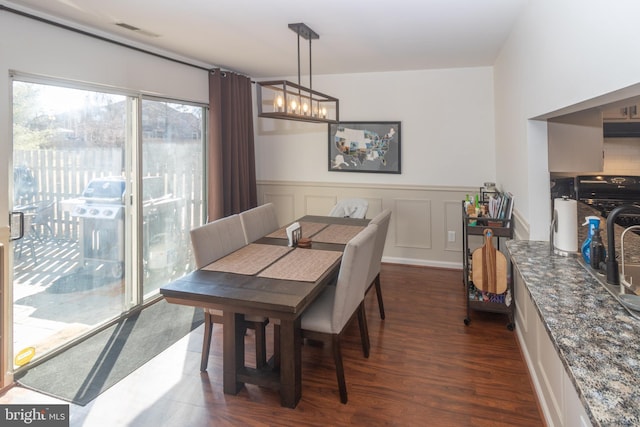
[553,198,578,253]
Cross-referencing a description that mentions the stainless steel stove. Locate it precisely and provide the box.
[554,175,640,228]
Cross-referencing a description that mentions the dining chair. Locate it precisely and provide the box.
[328,198,368,219]
[190,214,269,371]
[29,199,55,242]
[298,224,377,403]
[366,208,392,320]
[14,200,57,264]
[239,202,279,243]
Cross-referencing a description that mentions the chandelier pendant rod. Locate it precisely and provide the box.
[309,36,312,94]
[295,32,314,101]
[297,30,301,90]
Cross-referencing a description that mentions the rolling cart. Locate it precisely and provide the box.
[462,200,515,330]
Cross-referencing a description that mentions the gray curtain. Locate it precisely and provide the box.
[208,69,257,219]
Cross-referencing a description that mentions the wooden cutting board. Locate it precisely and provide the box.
[472,229,507,294]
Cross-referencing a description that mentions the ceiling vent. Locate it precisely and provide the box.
[115,22,160,38]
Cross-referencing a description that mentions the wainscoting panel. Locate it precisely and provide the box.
[394,198,431,250]
[303,195,337,217]
[364,197,384,218]
[263,192,295,226]
[257,181,478,268]
[512,208,528,241]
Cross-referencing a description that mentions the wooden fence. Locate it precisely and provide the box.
[13,145,205,241]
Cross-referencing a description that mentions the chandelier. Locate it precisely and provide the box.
[257,23,339,124]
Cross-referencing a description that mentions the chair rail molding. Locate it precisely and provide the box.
[257,180,478,269]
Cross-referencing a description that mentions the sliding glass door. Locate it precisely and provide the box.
[10,78,205,370]
[140,98,205,297]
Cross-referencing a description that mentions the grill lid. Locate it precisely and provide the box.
[81,177,126,204]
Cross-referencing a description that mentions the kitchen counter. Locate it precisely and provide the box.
[507,239,640,426]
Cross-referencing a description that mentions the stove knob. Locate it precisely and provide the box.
[76,207,86,215]
[89,208,100,216]
[102,209,113,217]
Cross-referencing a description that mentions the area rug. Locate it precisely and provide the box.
[16,299,203,406]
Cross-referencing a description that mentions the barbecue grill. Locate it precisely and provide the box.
[71,177,126,278]
[70,176,181,278]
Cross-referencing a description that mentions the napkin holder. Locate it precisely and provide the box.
[286,222,302,247]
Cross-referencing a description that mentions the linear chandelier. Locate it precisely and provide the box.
[257,23,339,124]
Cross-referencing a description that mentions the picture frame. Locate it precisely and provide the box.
[328,121,401,174]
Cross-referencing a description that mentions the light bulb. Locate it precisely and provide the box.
[276,96,283,109]
[291,99,297,112]
[321,107,327,118]
[302,102,309,115]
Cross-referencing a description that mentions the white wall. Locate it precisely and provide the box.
[494,0,640,240]
[254,67,497,187]
[0,11,209,236]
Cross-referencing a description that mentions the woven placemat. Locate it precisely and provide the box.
[266,221,329,239]
[257,248,342,282]
[311,224,366,244]
[202,244,292,275]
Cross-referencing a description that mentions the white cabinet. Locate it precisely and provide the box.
[563,370,592,427]
[548,109,603,173]
[514,271,593,427]
[602,105,640,121]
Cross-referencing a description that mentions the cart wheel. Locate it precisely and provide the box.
[464,318,470,326]
[110,262,124,279]
[507,323,515,331]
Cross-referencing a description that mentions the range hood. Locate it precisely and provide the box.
[603,121,640,138]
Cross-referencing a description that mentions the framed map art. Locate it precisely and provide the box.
[328,121,401,174]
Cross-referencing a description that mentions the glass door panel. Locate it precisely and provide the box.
[11,81,129,368]
[140,99,204,297]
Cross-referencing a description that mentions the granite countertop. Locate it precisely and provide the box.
[507,239,640,426]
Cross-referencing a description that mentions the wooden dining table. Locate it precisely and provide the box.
[159,215,369,408]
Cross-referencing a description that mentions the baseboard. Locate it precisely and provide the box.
[383,256,461,270]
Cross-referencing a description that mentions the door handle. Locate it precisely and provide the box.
[9,211,25,241]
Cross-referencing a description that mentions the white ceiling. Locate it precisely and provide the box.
[3,0,528,78]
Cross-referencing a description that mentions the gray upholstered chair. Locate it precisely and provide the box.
[366,209,392,319]
[190,214,269,371]
[298,224,377,403]
[328,198,368,219]
[239,202,279,243]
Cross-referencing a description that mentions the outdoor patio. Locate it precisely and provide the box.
[13,235,123,360]
[12,231,190,367]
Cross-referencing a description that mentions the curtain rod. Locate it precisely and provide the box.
[210,68,256,84]
[1,4,216,73]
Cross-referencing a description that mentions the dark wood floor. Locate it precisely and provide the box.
[1,264,544,426]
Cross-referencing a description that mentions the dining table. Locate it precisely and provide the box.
[159,214,370,408]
